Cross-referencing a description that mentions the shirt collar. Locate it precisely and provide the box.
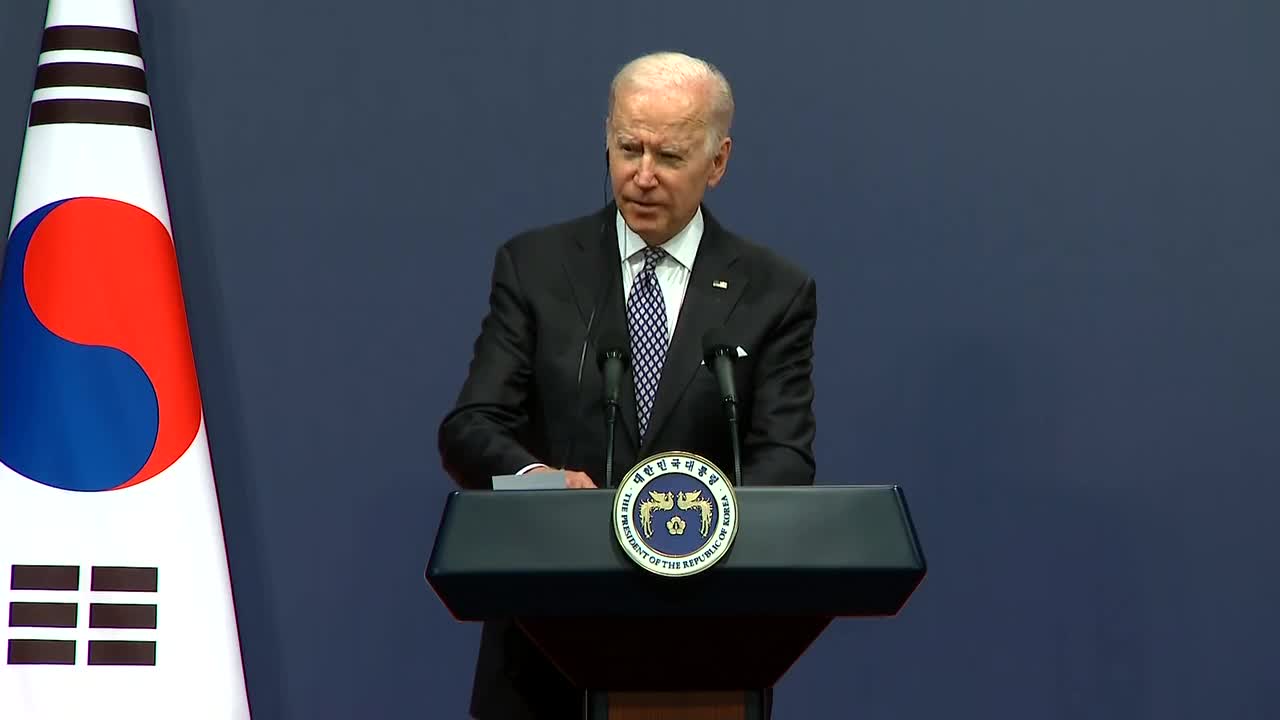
[616,207,703,271]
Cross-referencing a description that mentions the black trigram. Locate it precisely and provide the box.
[7,564,158,666]
[28,25,152,129]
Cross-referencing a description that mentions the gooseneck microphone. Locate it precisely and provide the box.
[596,329,630,489]
[701,328,742,486]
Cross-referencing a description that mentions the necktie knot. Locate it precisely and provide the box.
[641,246,665,272]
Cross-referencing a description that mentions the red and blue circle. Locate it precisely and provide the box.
[0,197,202,492]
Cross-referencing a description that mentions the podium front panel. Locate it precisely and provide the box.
[427,485,926,620]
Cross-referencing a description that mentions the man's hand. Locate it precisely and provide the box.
[528,466,597,489]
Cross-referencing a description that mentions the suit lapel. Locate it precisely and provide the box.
[641,210,745,454]
[563,205,641,451]
[563,206,614,327]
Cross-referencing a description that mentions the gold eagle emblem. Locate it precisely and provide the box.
[677,490,714,537]
[638,491,674,538]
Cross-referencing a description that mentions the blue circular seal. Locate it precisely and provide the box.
[612,451,738,577]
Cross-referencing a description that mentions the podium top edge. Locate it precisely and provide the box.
[443,484,905,496]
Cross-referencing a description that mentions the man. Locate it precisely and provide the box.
[438,51,817,720]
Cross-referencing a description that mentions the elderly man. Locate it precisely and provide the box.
[439,51,817,720]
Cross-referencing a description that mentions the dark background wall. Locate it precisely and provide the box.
[3,1,1278,717]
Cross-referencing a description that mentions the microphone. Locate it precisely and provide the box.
[596,328,629,489]
[701,328,742,486]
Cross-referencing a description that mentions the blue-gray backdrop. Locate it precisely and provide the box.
[2,1,1278,718]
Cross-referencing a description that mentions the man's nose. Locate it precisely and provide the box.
[634,157,658,188]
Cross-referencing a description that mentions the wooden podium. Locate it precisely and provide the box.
[426,485,927,719]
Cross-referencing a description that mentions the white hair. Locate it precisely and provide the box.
[606,51,735,153]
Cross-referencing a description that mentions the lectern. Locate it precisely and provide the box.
[426,485,926,719]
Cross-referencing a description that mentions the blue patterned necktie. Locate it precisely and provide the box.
[627,246,669,440]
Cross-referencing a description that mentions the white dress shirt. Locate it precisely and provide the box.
[516,209,704,476]
[617,207,703,340]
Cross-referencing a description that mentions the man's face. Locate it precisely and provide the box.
[607,84,731,245]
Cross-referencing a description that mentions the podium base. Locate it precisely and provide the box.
[585,689,770,720]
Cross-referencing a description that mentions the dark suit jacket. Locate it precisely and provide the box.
[437,203,817,719]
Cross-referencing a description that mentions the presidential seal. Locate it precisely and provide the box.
[612,451,738,577]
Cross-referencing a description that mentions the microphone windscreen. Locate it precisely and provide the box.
[596,328,630,367]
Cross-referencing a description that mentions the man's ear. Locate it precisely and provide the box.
[707,137,732,188]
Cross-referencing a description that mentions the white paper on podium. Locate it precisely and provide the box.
[491,470,566,490]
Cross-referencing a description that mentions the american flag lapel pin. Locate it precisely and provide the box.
[712,280,729,289]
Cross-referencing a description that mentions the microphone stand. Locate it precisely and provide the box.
[605,400,619,489]
[724,396,742,487]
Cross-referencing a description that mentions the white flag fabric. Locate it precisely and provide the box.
[0,1,251,717]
